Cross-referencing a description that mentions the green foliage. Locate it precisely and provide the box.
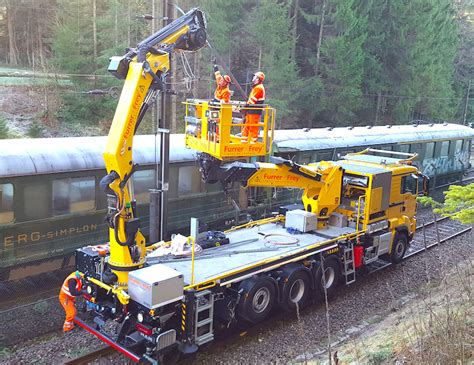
[366,346,393,365]
[436,184,474,224]
[0,117,9,138]
[417,196,442,209]
[247,0,300,121]
[418,184,474,224]
[27,122,43,138]
[318,0,367,125]
[57,93,118,126]
[2,0,463,132]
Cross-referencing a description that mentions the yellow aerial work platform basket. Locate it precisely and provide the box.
[184,99,275,160]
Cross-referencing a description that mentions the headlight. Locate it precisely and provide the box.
[86,285,93,294]
[137,312,144,323]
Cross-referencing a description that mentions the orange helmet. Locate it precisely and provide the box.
[223,75,231,83]
[254,71,265,82]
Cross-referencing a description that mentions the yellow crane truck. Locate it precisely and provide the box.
[72,8,429,364]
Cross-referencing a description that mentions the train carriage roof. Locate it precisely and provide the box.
[272,123,474,152]
[1,124,473,178]
[0,134,196,178]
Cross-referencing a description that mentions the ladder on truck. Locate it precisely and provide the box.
[343,241,356,285]
[194,290,214,346]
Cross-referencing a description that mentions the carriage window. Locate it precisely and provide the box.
[24,184,49,220]
[398,144,410,153]
[299,153,311,165]
[317,152,332,161]
[455,139,463,153]
[53,177,95,215]
[440,141,449,157]
[178,166,202,196]
[168,168,179,199]
[401,175,417,195]
[0,183,14,224]
[425,142,434,159]
[133,170,155,204]
[410,143,422,156]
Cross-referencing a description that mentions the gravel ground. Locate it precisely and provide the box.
[0,206,471,364]
[194,231,473,364]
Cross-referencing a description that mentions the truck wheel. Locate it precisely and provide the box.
[390,232,407,263]
[313,257,341,298]
[237,277,275,324]
[279,267,310,311]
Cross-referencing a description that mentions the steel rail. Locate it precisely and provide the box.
[404,226,472,259]
[61,345,115,365]
[368,216,471,274]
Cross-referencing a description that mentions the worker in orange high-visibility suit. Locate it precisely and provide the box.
[212,61,232,140]
[242,71,265,143]
[59,271,83,332]
[212,62,231,103]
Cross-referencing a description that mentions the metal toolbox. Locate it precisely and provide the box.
[128,264,184,309]
[285,209,318,232]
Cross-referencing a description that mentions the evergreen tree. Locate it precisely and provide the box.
[246,0,300,122]
[0,117,9,139]
[318,0,367,126]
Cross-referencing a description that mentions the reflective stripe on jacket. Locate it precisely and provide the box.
[247,84,265,105]
[61,273,82,298]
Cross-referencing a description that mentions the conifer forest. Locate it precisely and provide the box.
[0,0,472,134]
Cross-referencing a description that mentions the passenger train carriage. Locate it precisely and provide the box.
[0,123,472,280]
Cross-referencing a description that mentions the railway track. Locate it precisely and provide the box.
[60,216,472,365]
[62,346,115,365]
[367,216,471,273]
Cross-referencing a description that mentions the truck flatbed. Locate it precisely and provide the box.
[148,222,358,287]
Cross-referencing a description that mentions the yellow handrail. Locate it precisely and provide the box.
[356,195,366,233]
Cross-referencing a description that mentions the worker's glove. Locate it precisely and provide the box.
[213,64,218,73]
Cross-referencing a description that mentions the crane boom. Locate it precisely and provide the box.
[100,8,207,287]
[200,155,344,227]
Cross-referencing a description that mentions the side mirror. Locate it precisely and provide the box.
[418,174,429,196]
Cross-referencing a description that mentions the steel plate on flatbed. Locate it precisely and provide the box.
[148,222,356,285]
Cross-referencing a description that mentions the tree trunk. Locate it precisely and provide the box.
[93,0,98,84]
[127,0,131,47]
[114,1,118,47]
[258,47,262,70]
[314,0,327,75]
[6,1,19,65]
[26,9,32,67]
[292,0,299,61]
[38,18,45,68]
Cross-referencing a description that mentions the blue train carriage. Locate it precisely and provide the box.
[0,135,240,281]
[272,123,474,188]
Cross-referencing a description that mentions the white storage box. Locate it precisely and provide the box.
[128,264,184,309]
[285,209,318,232]
[328,212,348,228]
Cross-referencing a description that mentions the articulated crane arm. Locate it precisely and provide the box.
[200,156,344,226]
[100,8,207,287]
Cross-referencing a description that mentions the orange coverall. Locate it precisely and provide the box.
[59,272,82,332]
[242,83,265,142]
[214,71,231,103]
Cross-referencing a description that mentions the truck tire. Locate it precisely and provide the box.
[237,276,276,324]
[313,257,341,298]
[279,267,310,312]
[390,232,407,263]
